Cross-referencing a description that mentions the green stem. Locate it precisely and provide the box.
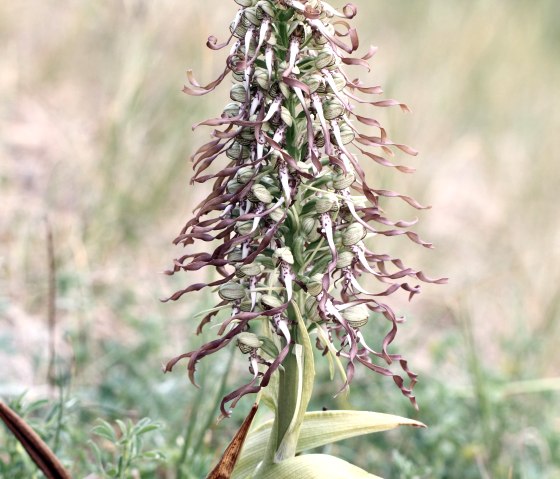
[275,337,301,453]
[259,297,315,475]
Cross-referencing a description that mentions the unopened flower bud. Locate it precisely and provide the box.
[315,197,335,214]
[334,121,355,145]
[236,263,262,278]
[269,207,285,223]
[301,217,319,242]
[336,250,355,269]
[315,51,336,70]
[280,106,293,126]
[341,304,369,328]
[323,99,345,120]
[231,21,248,39]
[232,69,245,83]
[303,74,322,94]
[250,184,273,203]
[254,69,270,90]
[238,222,259,237]
[237,332,263,354]
[306,280,323,297]
[239,299,262,312]
[261,293,283,309]
[305,296,321,322]
[329,72,347,92]
[228,248,244,262]
[314,129,325,148]
[342,223,366,246]
[273,246,294,265]
[230,84,247,103]
[219,282,246,301]
[299,215,314,232]
[333,171,355,190]
[263,83,279,101]
[259,1,275,18]
[227,179,244,194]
[244,6,263,26]
[235,0,254,7]
[223,102,241,118]
[237,167,255,184]
[227,142,251,161]
[238,127,256,145]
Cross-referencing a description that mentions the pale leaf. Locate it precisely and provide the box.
[232,410,424,479]
[258,453,383,479]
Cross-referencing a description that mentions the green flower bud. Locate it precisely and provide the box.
[302,217,321,242]
[244,6,263,26]
[235,0,254,7]
[335,121,355,145]
[329,72,347,92]
[254,69,270,90]
[315,51,336,70]
[237,332,263,354]
[219,282,246,301]
[315,197,334,214]
[232,69,245,83]
[261,293,283,309]
[303,74,322,94]
[314,129,325,148]
[266,82,280,100]
[237,127,256,146]
[280,106,293,127]
[236,263,262,278]
[302,217,318,236]
[230,84,247,103]
[322,98,345,120]
[227,142,251,161]
[342,223,366,246]
[336,250,355,269]
[250,184,273,203]
[230,20,248,39]
[236,221,257,236]
[341,304,369,328]
[239,299,262,313]
[315,194,338,214]
[237,166,255,184]
[259,1,275,18]
[269,207,285,223]
[228,248,244,262]
[306,280,323,296]
[333,171,355,190]
[279,81,291,98]
[305,296,321,322]
[227,179,244,194]
[273,246,294,265]
[312,29,329,46]
[316,81,328,95]
[223,102,241,118]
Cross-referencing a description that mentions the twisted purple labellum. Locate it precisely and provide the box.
[165,0,447,415]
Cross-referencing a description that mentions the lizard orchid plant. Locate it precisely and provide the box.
[164,0,446,477]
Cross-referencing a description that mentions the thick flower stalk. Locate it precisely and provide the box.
[164,0,446,418]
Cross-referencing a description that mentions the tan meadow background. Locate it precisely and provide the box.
[1,1,559,477]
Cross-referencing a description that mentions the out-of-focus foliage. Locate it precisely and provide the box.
[1,1,559,478]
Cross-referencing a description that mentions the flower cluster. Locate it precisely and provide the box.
[164,0,446,416]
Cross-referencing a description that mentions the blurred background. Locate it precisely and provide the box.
[1,0,559,477]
